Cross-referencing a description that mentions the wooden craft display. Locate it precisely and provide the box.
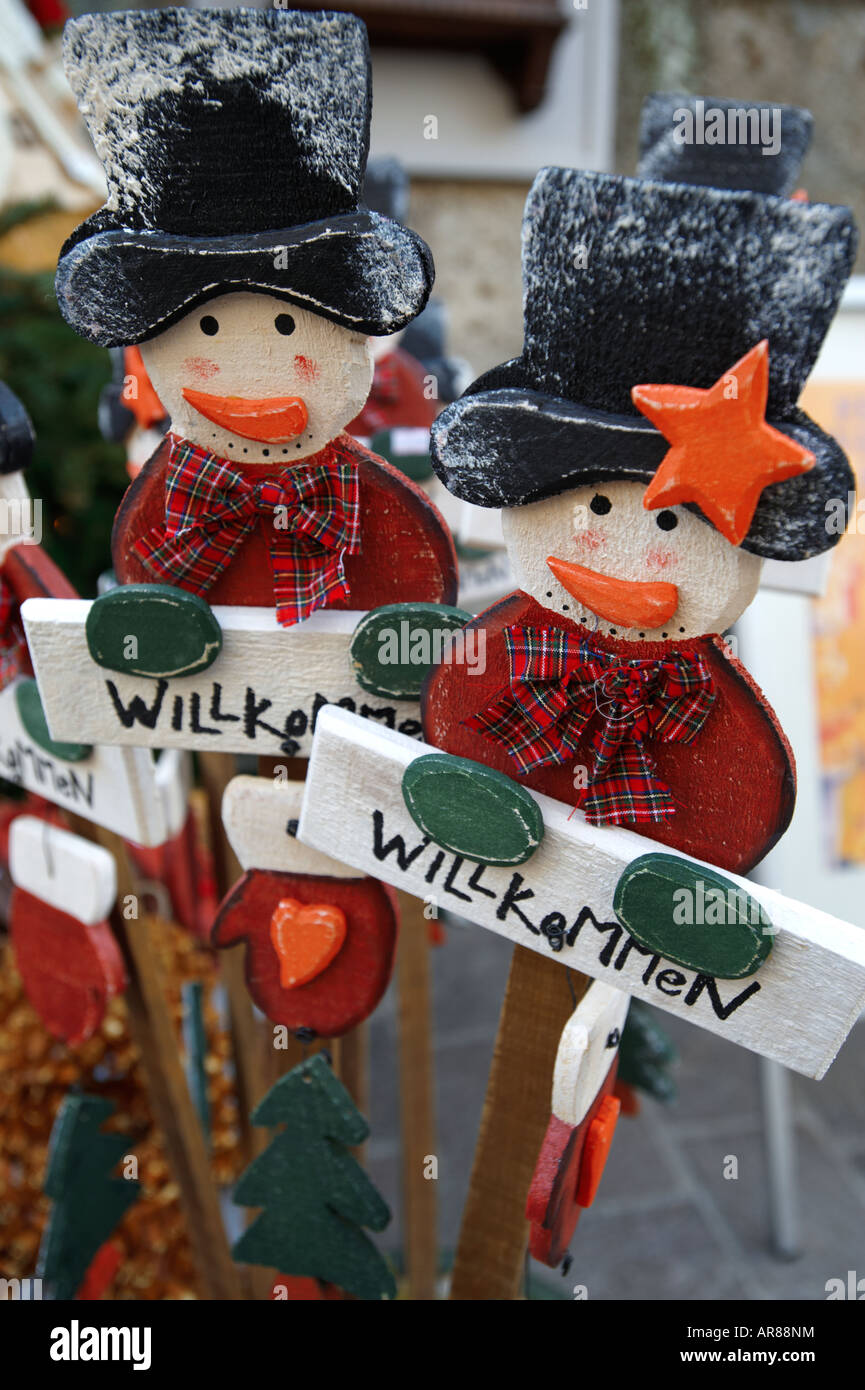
[24,5,456,761]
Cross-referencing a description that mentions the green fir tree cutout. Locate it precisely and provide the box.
[232,1052,396,1301]
[38,1092,140,1300]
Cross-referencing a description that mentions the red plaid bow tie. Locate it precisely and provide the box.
[0,574,25,691]
[133,434,361,627]
[464,626,716,826]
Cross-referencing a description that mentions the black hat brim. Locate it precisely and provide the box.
[55,211,433,348]
[430,381,854,563]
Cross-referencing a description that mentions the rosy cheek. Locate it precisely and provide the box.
[182,356,220,381]
[645,548,679,571]
[573,529,603,553]
[294,354,321,384]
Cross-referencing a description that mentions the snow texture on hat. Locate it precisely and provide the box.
[63,7,370,231]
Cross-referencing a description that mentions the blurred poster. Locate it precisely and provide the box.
[805,380,865,864]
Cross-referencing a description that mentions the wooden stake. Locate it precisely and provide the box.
[73,819,243,1300]
[396,890,438,1301]
[449,947,588,1301]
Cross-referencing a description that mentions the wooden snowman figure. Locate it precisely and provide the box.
[413,97,856,1268]
[423,101,856,898]
[54,7,455,664]
[43,7,458,1039]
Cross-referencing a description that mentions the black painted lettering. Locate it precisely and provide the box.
[496,873,539,934]
[371,809,430,870]
[190,692,219,735]
[685,973,761,1019]
[209,683,240,722]
[443,855,471,902]
[467,862,497,899]
[105,679,167,730]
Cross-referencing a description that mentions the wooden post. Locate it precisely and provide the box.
[74,819,243,1301]
[449,947,587,1301]
[198,751,272,1146]
[396,890,438,1300]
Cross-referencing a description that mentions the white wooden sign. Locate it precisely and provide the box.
[21,599,424,756]
[222,773,359,879]
[9,814,116,924]
[0,676,166,845]
[298,707,865,1079]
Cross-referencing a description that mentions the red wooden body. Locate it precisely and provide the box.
[211,869,398,1037]
[10,887,127,1044]
[347,346,437,438]
[422,591,795,875]
[4,542,78,604]
[112,433,457,609]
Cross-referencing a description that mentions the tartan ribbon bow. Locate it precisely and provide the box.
[133,434,361,627]
[464,626,716,826]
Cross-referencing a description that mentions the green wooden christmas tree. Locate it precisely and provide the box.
[37,1091,140,1300]
[232,1053,396,1301]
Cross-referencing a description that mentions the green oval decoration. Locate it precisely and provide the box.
[351,602,474,700]
[85,584,222,679]
[402,753,544,867]
[15,678,92,762]
[371,429,434,482]
[612,853,774,980]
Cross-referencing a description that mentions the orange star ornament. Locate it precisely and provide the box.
[632,340,815,546]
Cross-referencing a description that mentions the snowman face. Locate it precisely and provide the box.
[502,480,762,641]
[140,292,373,464]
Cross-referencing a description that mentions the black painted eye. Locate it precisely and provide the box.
[275,313,296,336]
[656,510,678,531]
[590,494,612,516]
[200,315,219,336]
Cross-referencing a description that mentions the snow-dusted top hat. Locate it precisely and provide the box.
[55,8,433,348]
[430,110,857,562]
[637,92,813,196]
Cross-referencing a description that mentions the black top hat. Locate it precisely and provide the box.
[430,108,856,562]
[637,93,813,196]
[55,8,433,348]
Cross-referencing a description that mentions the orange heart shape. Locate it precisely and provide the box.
[269,898,347,989]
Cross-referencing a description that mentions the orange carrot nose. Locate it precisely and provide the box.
[546,556,679,629]
[182,388,309,442]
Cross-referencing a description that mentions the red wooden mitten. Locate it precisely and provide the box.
[211,870,397,1038]
[10,889,126,1045]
